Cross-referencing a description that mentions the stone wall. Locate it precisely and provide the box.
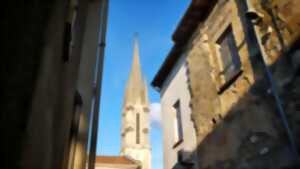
[250,0,300,163]
[0,0,107,169]
[186,0,300,168]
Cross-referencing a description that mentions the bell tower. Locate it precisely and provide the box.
[121,37,151,169]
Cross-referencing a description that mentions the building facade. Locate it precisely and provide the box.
[120,39,152,169]
[152,0,300,169]
[153,48,198,169]
[1,0,108,169]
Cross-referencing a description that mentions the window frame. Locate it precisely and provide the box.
[173,100,184,148]
[214,25,243,93]
[62,0,78,62]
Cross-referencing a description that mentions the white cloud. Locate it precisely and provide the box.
[149,102,161,128]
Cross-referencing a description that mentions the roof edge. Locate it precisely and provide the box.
[151,0,215,89]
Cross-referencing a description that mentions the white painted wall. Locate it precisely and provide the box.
[160,54,197,169]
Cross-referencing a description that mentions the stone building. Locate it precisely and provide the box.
[121,39,152,169]
[150,23,198,169]
[152,0,300,169]
[94,156,140,169]
[1,0,108,169]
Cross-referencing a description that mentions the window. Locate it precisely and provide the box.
[62,23,71,62]
[216,26,242,90]
[173,100,183,148]
[62,0,78,62]
[136,113,140,144]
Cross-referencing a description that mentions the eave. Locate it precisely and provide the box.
[151,0,216,90]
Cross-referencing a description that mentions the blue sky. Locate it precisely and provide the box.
[97,1,190,169]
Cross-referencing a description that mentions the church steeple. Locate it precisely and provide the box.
[124,36,149,106]
[121,36,151,169]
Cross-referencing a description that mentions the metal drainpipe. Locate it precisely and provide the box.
[260,0,287,54]
[88,0,109,169]
[244,0,299,160]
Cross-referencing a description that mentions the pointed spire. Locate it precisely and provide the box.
[124,34,149,106]
[133,33,140,67]
[131,33,142,86]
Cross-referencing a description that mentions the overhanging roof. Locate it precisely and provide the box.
[95,156,137,165]
[151,0,215,90]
